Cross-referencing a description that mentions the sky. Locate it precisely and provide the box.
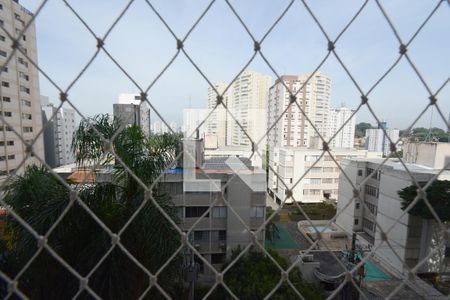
[18,0,450,130]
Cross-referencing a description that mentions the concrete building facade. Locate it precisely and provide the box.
[182,108,207,139]
[206,81,228,148]
[336,148,450,276]
[268,147,381,204]
[267,72,331,149]
[227,70,271,146]
[41,96,76,167]
[160,138,266,276]
[365,124,400,156]
[328,106,356,149]
[0,0,44,179]
[113,93,150,136]
[206,71,271,148]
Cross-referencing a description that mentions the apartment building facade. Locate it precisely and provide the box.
[336,150,450,276]
[227,70,271,146]
[160,138,266,276]
[267,72,331,149]
[328,106,356,149]
[365,123,400,156]
[268,147,381,204]
[41,96,76,167]
[206,71,271,148]
[206,81,228,148]
[0,0,44,180]
[113,93,150,136]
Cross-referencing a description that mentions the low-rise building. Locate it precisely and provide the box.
[336,143,450,277]
[160,138,266,277]
[268,147,381,204]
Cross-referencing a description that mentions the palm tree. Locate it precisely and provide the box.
[0,114,183,299]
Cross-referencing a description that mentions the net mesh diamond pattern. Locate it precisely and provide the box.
[0,0,449,299]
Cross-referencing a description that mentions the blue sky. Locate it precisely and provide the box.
[19,0,449,130]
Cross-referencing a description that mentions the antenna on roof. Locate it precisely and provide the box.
[424,106,436,142]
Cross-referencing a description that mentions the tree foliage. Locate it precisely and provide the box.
[0,115,183,299]
[207,247,324,300]
[399,180,450,221]
[401,127,450,142]
[355,122,373,138]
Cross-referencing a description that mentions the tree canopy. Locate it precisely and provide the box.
[203,247,324,300]
[399,180,450,221]
[0,115,183,299]
[400,127,450,142]
[355,122,373,138]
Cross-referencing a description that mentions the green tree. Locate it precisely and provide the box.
[208,247,324,300]
[399,180,450,221]
[0,114,183,299]
[355,122,373,138]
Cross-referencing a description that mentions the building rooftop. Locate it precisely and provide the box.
[348,157,450,176]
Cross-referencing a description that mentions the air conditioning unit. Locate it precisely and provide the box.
[219,242,226,248]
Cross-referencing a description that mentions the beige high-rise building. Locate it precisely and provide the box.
[0,0,44,180]
[227,70,271,147]
[207,71,272,149]
[206,81,228,148]
[267,72,331,149]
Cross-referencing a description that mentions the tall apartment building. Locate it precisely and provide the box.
[41,96,76,167]
[206,71,272,148]
[268,147,381,204]
[113,93,150,136]
[0,0,44,179]
[365,122,399,156]
[227,70,271,146]
[182,108,207,138]
[336,145,450,277]
[161,138,266,277]
[206,81,228,148]
[328,106,356,148]
[267,72,331,149]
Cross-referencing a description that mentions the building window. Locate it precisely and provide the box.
[0,50,6,57]
[0,141,14,146]
[365,185,379,198]
[354,219,359,225]
[211,230,226,242]
[212,206,226,218]
[250,206,265,218]
[22,35,26,41]
[19,85,30,94]
[2,97,10,102]
[21,113,32,120]
[356,202,360,209]
[0,126,12,131]
[310,167,322,173]
[193,230,209,242]
[322,178,333,184]
[1,66,7,73]
[0,155,14,161]
[21,99,31,107]
[2,111,12,117]
[2,81,9,87]
[23,126,33,133]
[18,57,28,67]
[185,206,209,218]
[19,72,29,81]
[357,170,363,176]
